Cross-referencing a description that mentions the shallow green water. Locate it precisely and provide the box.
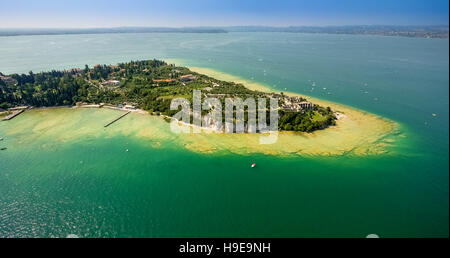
[0,33,448,237]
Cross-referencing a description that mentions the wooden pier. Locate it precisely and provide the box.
[104,111,131,128]
[2,109,25,121]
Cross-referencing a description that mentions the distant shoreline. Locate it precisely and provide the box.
[0,27,228,37]
[1,25,448,38]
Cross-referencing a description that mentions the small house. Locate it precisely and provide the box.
[102,80,121,87]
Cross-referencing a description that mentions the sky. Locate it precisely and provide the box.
[0,0,448,28]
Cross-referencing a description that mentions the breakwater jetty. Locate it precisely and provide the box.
[2,109,25,121]
[104,111,131,127]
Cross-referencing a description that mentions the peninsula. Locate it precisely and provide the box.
[0,60,336,133]
[0,60,398,156]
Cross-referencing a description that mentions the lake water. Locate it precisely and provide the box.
[0,32,448,237]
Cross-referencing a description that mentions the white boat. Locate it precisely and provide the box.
[251,163,256,168]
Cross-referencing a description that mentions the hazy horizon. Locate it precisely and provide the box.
[0,0,448,28]
[1,25,449,30]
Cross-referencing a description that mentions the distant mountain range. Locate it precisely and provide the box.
[1,25,448,38]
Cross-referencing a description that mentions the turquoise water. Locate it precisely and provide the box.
[0,33,448,237]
